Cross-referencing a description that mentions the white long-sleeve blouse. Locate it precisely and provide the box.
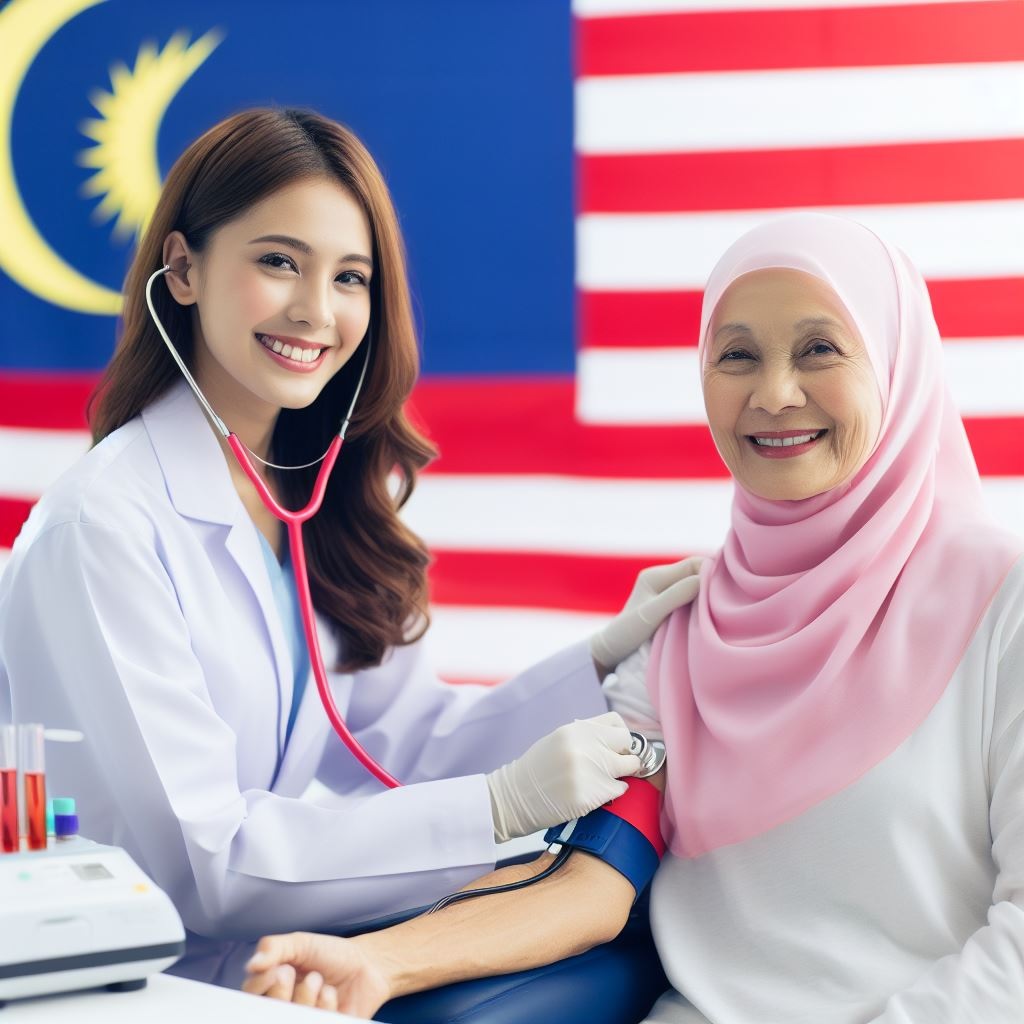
[604,555,1024,1023]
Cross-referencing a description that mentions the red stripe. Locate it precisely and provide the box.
[580,139,1024,215]
[407,378,727,478]
[577,290,704,350]
[577,1,1024,76]
[0,372,724,477]
[0,498,34,550]
[580,279,1024,349]
[429,549,682,614]
[581,291,703,349]
[928,278,1024,339]
[416,387,1022,478]
[0,372,96,430]
[951,418,1021,476]
[1,376,1021,483]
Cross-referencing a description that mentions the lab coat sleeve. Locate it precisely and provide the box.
[319,628,610,789]
[868,617,1024,1021]
[3,520,514,939]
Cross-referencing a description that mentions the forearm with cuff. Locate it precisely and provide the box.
[352,849,636,1001]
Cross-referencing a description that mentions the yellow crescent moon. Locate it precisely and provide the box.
[0,0,122,315]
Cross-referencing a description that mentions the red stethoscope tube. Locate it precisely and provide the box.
[226,434,402,790]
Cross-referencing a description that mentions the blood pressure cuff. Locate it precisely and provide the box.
[543,778,666,899]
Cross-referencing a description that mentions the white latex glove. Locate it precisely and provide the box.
[590,556,704,674]
[486,712,642,843]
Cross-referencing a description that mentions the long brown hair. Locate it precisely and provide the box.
[89,108,436,671]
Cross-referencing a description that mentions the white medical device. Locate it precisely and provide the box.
[0,837,185,1005]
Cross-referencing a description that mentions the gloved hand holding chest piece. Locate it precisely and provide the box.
[486,712,643,844]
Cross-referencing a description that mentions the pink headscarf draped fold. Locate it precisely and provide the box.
[648,213,1023,859]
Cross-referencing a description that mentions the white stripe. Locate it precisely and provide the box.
[0,547,589,685]
[575,0,993,15]
[0,429,89,497]
[577,202,1024,289]
[579,349,706,423]
[576,63,1024,154]
[577,341,1024,422]
[425,606,607,681]
[0,541,597,683]
[0,428,722,555]
[403,475,733,555]
[405,474,1024,557]
[8,541,1024,686]
[361,470,1023,680]
[395,468,1024,678]
[943,339,1024,417]
[979,477,1024,543]
[0,538,588,682]
[3,438,1022,561]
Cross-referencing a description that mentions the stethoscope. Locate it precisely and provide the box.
[146,262,401,789]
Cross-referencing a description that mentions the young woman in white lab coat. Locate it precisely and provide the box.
[0,108,695,987]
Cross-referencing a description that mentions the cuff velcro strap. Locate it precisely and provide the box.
[543,778,665,897]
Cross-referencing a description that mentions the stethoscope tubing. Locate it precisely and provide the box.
[228,434,401,789]
[146,264,402,790]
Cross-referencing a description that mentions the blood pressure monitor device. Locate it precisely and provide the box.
[0,837,185,1005]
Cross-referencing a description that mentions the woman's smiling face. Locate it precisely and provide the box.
[165,175,373,425]
[703,268,883,502]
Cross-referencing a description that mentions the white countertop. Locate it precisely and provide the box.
[0,972,368,1022]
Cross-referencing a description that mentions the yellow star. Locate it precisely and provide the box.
[78,28,222,241]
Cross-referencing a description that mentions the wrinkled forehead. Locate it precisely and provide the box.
[698,214,900,399]
[709,269,860,349]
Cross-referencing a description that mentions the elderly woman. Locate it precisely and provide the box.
[241,213,1024,1022]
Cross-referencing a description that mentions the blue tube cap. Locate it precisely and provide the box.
[52,797,79,839]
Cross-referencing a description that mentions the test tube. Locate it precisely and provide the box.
[19,724,46,851]
[0,725,17,853]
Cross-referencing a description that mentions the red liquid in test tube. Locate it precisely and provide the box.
[0,726,16,853]
[24,772,46,851]
[19,724,46,851]
[0,768,17,853]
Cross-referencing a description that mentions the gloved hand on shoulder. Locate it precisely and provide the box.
[486,712,642,844]
[590,556,704,677]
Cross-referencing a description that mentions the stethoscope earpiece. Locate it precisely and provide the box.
[162,257,191,282]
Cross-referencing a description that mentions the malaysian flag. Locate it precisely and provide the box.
[1,0,1022,685]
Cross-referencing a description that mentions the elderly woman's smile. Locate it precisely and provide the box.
[747,428,828,457]
[703,268,882,501]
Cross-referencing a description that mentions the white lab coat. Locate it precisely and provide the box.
[0,382,607,983]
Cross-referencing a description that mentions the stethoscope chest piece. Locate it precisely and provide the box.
[629,731,667,779]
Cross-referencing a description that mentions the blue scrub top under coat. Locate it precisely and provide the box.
[256,531,309,746]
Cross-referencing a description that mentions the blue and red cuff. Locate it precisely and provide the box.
[544,778,666,898]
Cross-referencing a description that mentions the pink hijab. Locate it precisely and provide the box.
[648,213,1023,859]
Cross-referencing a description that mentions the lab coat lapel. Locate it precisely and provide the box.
[271,612,347,796]
[142,383,295,752]
[222,527,294,755]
